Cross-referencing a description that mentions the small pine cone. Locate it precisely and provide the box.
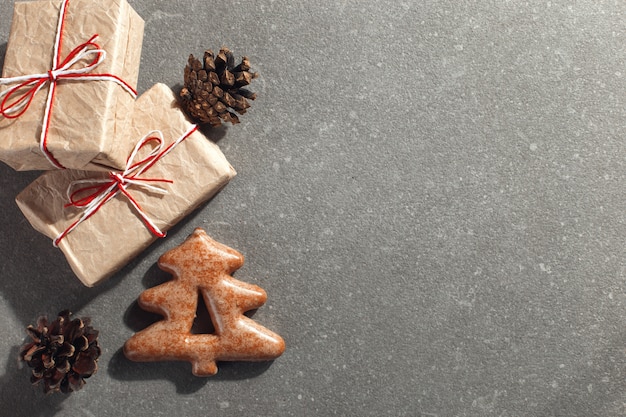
[19,310,101,394]
[180,47,258,127]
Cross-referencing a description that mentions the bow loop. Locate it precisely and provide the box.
[53,126,199,247]
[0,36,106,119]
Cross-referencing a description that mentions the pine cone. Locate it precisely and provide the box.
[180,47,258,127]
[19,310,101,394]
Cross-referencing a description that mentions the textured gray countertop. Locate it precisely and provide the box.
[1,0,625,416]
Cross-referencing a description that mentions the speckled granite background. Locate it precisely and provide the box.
[0,1,625,416]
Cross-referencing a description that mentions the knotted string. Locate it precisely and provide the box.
[0,0,137,169]
[53,125,199,247]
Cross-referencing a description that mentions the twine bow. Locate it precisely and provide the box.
[0,0,137,169]
[53,125,199,247]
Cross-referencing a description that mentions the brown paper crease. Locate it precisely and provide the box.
[16,83,237,286]
[0,0,144,171]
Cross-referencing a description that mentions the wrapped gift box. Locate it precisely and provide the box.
[0,0,144,171]
[16,83,237,286]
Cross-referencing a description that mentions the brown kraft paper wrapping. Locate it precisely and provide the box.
[0,0,144,171]
[16,83,237,286]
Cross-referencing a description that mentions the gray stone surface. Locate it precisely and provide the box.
[1,0,625,415]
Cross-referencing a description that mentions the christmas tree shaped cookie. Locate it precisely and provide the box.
[124,228,285,376]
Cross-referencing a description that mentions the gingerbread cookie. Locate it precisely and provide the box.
[123,228,285,376]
